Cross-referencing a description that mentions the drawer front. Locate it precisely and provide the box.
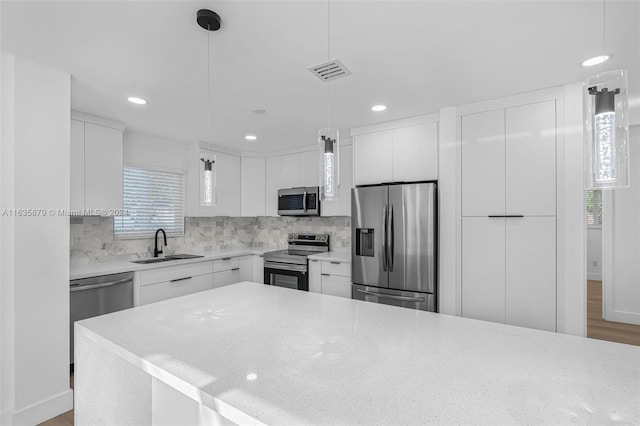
[321,274,351,299]
[140,273,213,305]
[321,260,350,277]
[213,269,240,288]
[140,261,213,286]
[212,257,239,273]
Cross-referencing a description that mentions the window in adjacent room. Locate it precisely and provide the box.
[114,166,185,238]
[585,189,603,226]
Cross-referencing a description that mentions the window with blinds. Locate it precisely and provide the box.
[586,189,603,226]
[114,166,185,238]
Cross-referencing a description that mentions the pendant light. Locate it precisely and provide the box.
[583,0,629,190]
[318,0,339,201]
[197,9,221,206]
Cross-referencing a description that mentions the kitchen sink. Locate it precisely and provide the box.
[130,254,204,264]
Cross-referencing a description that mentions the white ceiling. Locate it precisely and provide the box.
[2,1,639,152]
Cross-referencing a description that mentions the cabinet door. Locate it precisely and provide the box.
[321,274,351,298]
[140,274,213,305]
[506,101,556,216]
[506,217,556,331]
[265,156,281,216]
[84,123,123,211]
[322,144,353,217]
[298,150,319,188]
[280,153,300,188]
[353,130,393,185]
[241,157,266,216]
[462,217,506,323]
[220,153,241,216]
[461,110,505,216]
[70,120,85,210]
[238,255,254,282]
[392,123,438,182]
[213,268,240,288]
[252,255,264,283]
[309,259,322,293]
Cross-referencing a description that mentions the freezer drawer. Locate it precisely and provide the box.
[352,284,435,312]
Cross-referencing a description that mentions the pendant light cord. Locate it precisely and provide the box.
[207,23,212,150]
[602,0,606,73]
[326,0,331,130]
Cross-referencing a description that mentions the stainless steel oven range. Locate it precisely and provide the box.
[263,233,329,291]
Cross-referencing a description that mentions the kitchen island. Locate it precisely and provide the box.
[75,282,640,425]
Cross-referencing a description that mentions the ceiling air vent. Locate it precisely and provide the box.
[308,59,352,82]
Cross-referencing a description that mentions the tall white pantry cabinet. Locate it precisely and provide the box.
[461,100,557,332]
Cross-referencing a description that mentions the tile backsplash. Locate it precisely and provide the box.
[70,216,350,264]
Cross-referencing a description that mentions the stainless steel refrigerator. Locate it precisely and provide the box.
[351,182,437,311]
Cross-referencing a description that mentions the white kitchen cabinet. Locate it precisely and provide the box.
[505,217,556,331]
[354,130,393,185]
[213,269,240,288]
[252,255,264,283]
[299,150,319,187]
[321,274,351,298]
[238,255,253,282]
[265,156,281,216]
[185,148,241,217]
[321,144,353,217]
[70,119,123,213]
[241,157,266,217]
[392,123,438,182]
[70,119,85,211]
[461,109,505,217]
[309,259,321,293]
[140,273,214,305]
[280,153,300,189]
[461,217,506,323]
[506,101,556,216]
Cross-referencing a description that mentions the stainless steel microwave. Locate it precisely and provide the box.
[278,187,320,216]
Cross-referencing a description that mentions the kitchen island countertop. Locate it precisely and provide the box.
[75,282,640,425]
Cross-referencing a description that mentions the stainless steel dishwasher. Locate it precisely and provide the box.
[70,272,134,365]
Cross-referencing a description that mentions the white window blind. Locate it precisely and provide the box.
[586,189,603,226]
[114,166,184,238]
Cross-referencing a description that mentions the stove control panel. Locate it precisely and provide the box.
[287,233,330,247]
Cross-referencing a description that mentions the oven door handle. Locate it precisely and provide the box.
[264,262,307,273]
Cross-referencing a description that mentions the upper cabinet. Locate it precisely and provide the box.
[241,157,266,217]
[185,146,241,217]
[462,101,556,217]
[70,113,124,213]
[353,121,438,186]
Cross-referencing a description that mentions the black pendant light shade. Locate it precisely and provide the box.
[197,9,221,31]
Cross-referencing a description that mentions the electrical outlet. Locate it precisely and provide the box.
[592,260,598,267]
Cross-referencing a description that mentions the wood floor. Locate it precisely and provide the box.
[587,280,640,346]
[37,281,639,425]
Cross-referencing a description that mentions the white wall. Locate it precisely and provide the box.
[0,55,73,425]
[124,130,186,171]
[586,228,602,281]
[603,126,640,325]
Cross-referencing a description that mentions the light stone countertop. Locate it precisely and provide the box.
[76,282,640,425]
[307,250,351,263]
[70,248,267,280]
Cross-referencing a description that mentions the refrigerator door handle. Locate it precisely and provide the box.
[382,205,388,271]
[356,288,426,303]
[389,204,394,272]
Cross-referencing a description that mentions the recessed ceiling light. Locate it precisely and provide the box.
[127,96,148,105]
[371,104,387,112]
[251,108,266,115]
[581,54,613,67]
[245,134,257,141]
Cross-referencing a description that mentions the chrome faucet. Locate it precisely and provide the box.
[154,229,167,257]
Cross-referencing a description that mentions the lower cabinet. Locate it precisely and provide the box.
[140,273,213,305]
[252,255,264,283]
[462,217,556,331]
[309,258,351,299]
[213,269,240,288]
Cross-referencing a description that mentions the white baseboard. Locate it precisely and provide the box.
[12,389,73,426]
[587,273,602,281]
